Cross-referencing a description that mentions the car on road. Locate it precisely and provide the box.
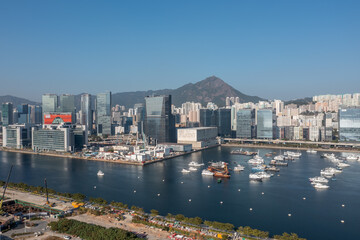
[63,236,72,240]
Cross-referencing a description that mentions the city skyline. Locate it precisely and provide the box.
[1,1,360,101]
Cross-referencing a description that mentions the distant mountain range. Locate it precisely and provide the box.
[1,76,264,109]
[0,95,39,107]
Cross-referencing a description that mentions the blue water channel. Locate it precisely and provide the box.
[1,147,359,240]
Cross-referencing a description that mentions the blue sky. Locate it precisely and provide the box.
[1,0,359,101]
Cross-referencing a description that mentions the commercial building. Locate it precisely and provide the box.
[257,109,274,139]
[216,108,231,137]
[144,95,175,143]
[96,92,112,136]
[339,107,360,142]
[177,127,218,149]
[29,105,42,124]
[32,123,87,152]
[17,104,29,124]
[42,94,58,122]
[81,93,93,134]
[236,109,255,138]
[59,94,75,122]
[1,102,13,126]
[2,124,32,149]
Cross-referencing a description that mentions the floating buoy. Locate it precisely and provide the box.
[249,208,253,211]
[181,181,184,184]
[189,199,192,202]
[138,176,140,179]
[288,213,292,217]
[342,204,345,207]
[261,192,264,195]
[303,197,306,200]
[162,179,165,182]
[341,220,345,223]
[208,185,211,188]
[277,174,280,176]
[94,186,96,189]
[238,189,241,192]
[157,193,160,196]
[220,201,223,204]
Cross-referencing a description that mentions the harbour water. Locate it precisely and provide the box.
[1,147,360,240]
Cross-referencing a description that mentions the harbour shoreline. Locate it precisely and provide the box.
[222,143,360,153]
[0,145,220,166]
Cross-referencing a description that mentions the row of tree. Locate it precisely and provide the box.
[49,218,140,240]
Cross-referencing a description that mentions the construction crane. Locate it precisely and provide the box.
[44,178,54,207]
[0,165,13,214]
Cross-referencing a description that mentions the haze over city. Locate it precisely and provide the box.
[1,0,360,101]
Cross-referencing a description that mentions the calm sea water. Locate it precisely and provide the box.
[1,147,359,240]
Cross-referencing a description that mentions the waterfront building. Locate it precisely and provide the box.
[42,94,58,122]
[1,102,13,126]
[17,104,29,124]
[256,109,274,139]
[80,93,93,134]
[236,109,255,138]
[2,124,32,149]
[216,108,231,137]
[96,92,112,136]
[32,123,87,152]
[339,107,360,142]
[144,95,175,143]
[177,127,218,149]
[199,109,215,127]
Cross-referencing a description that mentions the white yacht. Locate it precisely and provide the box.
[257,171,273,178]
[97,170,104,176]
[309,176,329,184]
[189,167,198,171]
[321,167,341,176]
[210,161,226,168]
[189,161,205,167]
[314,183,329,189]
[346,155,358,161]
[249,173,263,180]
[306,149,317,153]
[201,169,214,176]
[274,155,285,161]
[181,169,190,173]
[284,151,301,158]
[337,162,350,168]
[234,164,245,172]
[248,155,264,165]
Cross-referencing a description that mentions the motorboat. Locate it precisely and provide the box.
[233,164,245,172]
[248,156,264,165]
[201,169,214,176]
[346,155,358,161]
[309,176,329,183]
[257,171,273,178]
[249,173,263,180]
[306,149,317,153]
[97,170,104,176]
[269,160,288,166]
[274,155,285,161]
[189,167,198,171]
[314,183,329,189]
[210,161,226,168]
[321,167,341,176]
[337,162,350,168]
[251,165,265,172]
[265,166,280,172]
[189,161,204,167]
[181,169,190,173]
[284,151,301,158]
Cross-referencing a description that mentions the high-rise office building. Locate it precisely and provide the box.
[339,107,360,142]
[236,109,256,138]
[29,105,42,124]
[42,94,58,122]
[216,108,231,137]
[81,93,93,134]
[199,109,216,127]
[96,92,112,136]
[144,95,175,143]
[17,104,29,124]
[257,109,274,139]
[1,102,13,126]
[59,94,75,123]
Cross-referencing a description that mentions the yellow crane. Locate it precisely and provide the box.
[0,165,13,214]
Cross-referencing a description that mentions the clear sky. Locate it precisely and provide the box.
[1,0,359,101]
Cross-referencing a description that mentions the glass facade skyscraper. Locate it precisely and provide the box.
[1,102,13,126]
[42,94,58,122]
[236,109,255,138]
[339,107,360,142]
[216,108,231,137]
[96,92,112,136]
[257,109,274,139]
[81,93,93,134]
[144,95,175,143]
